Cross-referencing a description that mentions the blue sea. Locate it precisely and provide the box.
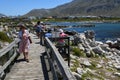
[49,22,120,42]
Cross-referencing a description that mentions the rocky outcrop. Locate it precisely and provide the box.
[73,30,120,71]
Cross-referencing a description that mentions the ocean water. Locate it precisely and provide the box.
[50,22,120,42]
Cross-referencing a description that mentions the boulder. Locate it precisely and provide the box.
[114,64,120,70]
[96,64,102,68]
[92,46,105,55]
[78,44,85,51]
[80,59,91,67]
[114,72,120,77]
[70,54,78,59]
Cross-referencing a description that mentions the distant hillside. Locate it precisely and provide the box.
[0,13,6,17]
[24,9,50,17]
[24,0,120,17]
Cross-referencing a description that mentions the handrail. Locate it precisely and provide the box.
[0,39,20,58]
[0,38,20,79]
[45,37,76,80]
[49,36,71,66]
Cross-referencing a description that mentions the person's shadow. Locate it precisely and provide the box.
[40,52,50,80]
[35,42,40,44]
[15,58,26,63]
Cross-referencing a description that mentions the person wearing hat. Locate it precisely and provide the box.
[57,29,68,54]
[18,24,32,62]
[59,29,68,43]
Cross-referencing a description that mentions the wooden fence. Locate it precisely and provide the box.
[0,39,20,79]
[45,37,76,80]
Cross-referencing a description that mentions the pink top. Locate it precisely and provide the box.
[59,32,67,43]
[18,30,30,53]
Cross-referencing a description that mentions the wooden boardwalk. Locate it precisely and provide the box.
[4,34,46,80]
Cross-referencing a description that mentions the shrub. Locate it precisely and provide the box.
[70,59,80,72]
[72,47,86,57]
[0,32,12,43]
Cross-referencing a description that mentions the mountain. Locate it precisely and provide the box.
[0,13,6,17]
[24,0,120,17]
[24,9,50,17]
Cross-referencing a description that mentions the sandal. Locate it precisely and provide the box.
[26,59,29,63]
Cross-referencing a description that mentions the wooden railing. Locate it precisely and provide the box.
[45,37,76,80]
[0,39,20,79]
[49,37,70,66]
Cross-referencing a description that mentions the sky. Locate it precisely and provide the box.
[0,0,72,16]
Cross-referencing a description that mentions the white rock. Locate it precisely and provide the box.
[83,60,91,66]
[70,54,77,59]
[77,68,85,75]
[96,64,102,68]
[114,64,120,70]
[114,72,120,77]
[72,72,81,80]
[80,58,91,67]
[85,68,92,72]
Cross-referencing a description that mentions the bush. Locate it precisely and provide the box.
[0,32,12,43]
[72,47,86,57]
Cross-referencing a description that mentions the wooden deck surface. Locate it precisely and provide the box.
[4,34,46,80]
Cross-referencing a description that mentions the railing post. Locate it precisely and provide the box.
[40,31,43,45]
[6,51,10,73]
[68,37,70,67]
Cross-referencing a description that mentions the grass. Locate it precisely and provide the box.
[81,71,104,80]
[0,32,13,43]
[70,59,80,72]
[88,62,97,69]
[72,47,86,57]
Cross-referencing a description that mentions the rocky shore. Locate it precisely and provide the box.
[69,30,120,80]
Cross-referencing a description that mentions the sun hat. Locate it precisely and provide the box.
[17,23,26,28]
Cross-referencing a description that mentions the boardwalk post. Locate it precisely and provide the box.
[68,37,70,67]
[6,51,10,73]
[40,31,45,45]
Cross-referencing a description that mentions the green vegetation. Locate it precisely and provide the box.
[33,17,120,23]
[81,71,104,80]
[70,59,80,72]
[88,62,97,69]
[0,32,12,43]
[72,47,86,57]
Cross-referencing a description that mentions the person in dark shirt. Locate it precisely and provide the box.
[34,21,42,38]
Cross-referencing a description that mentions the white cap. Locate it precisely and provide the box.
[59,29,63,33]
[40,21,43,24]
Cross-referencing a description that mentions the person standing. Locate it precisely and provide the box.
[59,29,68,45]
[35,21,42,38]
[18,24,32,62]
[57,29,68,54]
